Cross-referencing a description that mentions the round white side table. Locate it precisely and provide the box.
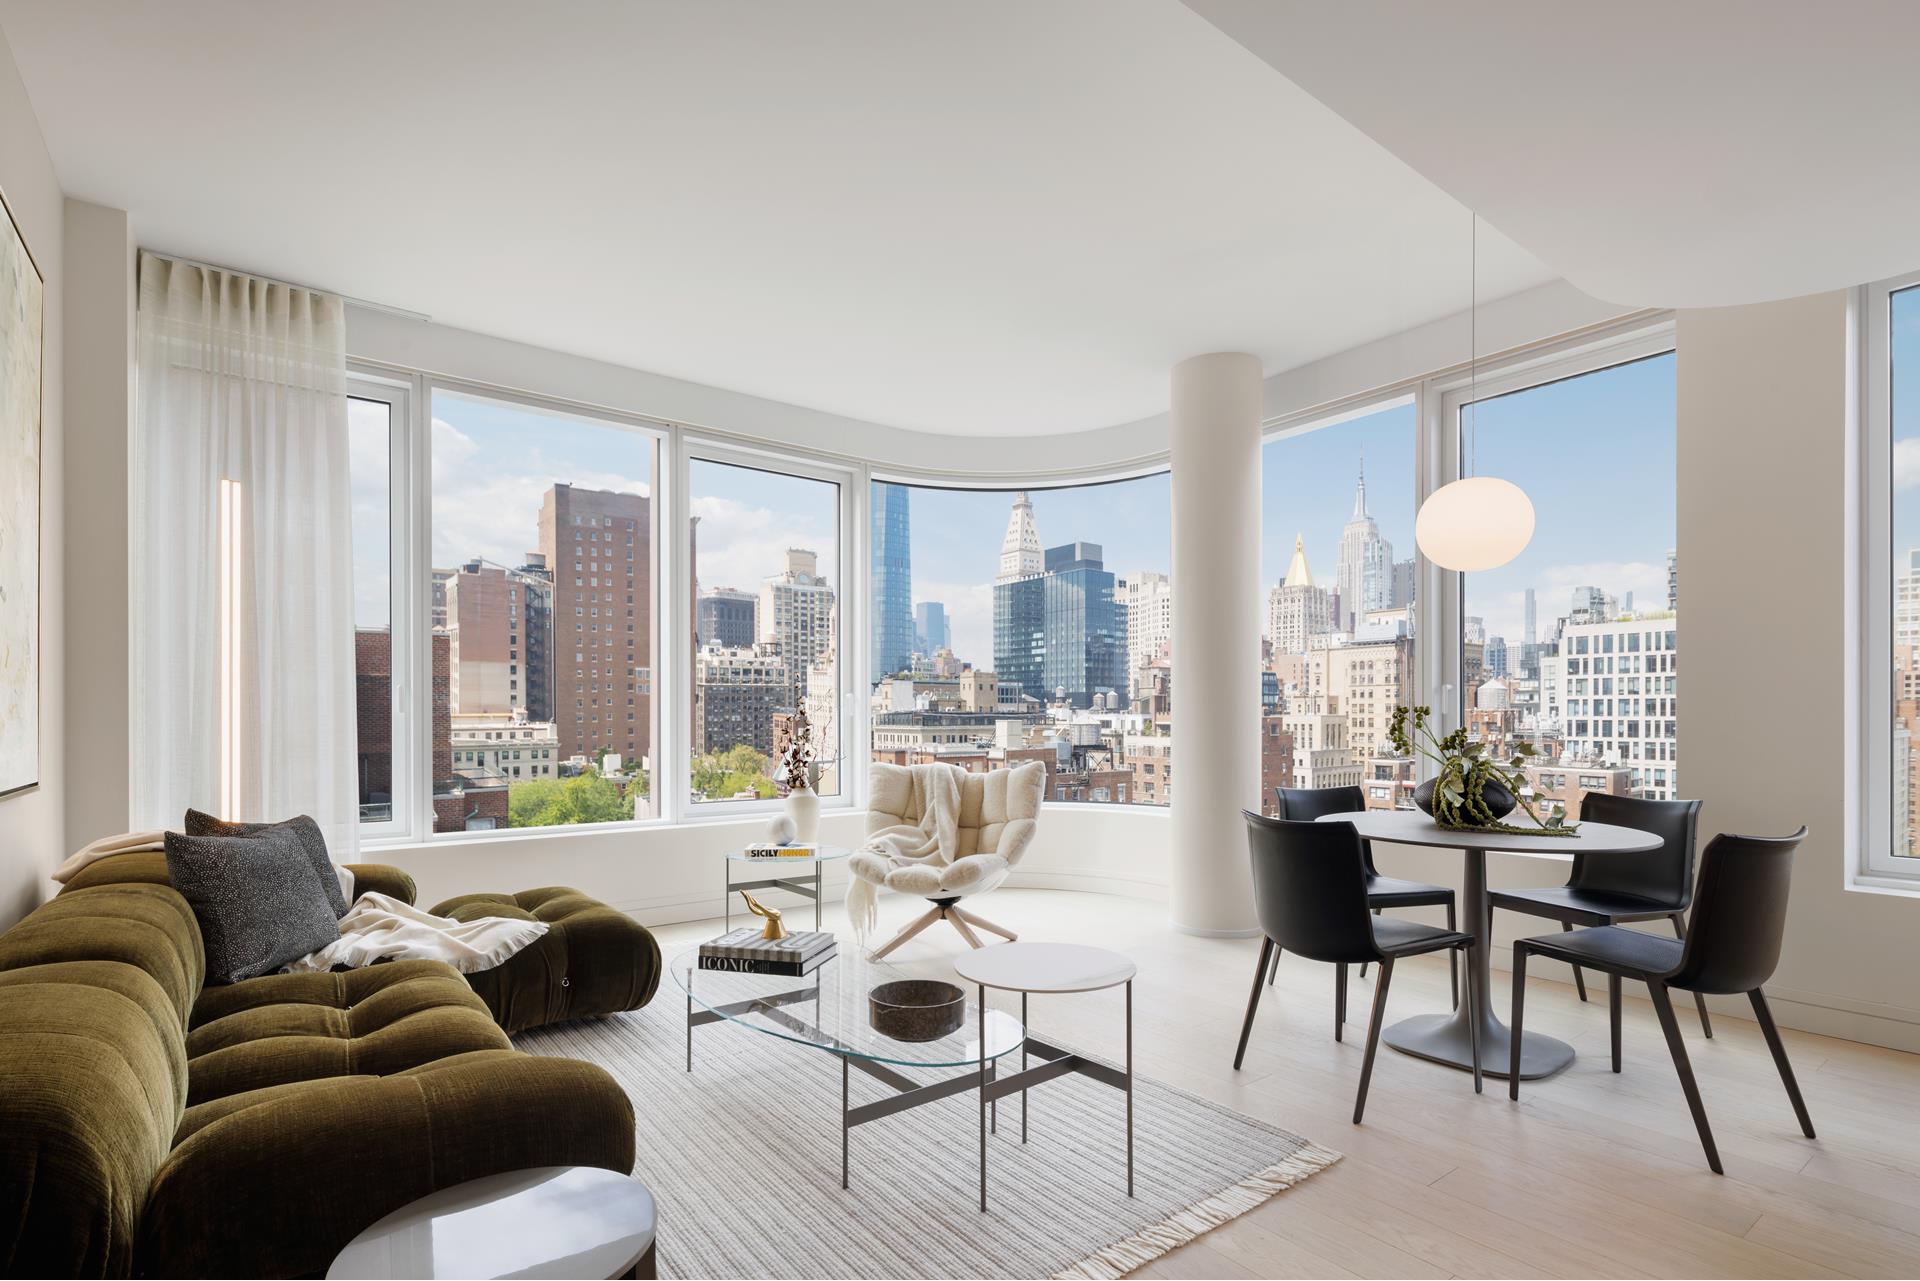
[953,942,1138,1209]
[326,1166,656,1280]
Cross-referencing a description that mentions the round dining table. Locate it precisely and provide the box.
[1315,808,1662,1079]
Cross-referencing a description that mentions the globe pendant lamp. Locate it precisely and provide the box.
[1416,214,1534,572]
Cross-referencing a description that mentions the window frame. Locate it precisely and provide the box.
[345,369,417,842]
[354,365,676,844]
[680,435,859,819]
[861,464,1174,811]
[1432,320,1678,750]
[1860,270,1920,886]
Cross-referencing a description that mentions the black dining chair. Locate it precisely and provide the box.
[1487,792,1711,1037]
[1509,827,1814,1174]
[1234,810,1481,1122]
[1272,785,1459,1010]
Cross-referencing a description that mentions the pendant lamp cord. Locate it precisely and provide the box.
[1469,210,1478,480]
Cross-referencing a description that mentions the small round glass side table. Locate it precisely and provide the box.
[722,845,851,931]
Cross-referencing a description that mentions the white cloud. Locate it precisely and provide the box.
[428,417,650,570]
[1472,558,1671,646]
[1896,437,1920,492]
[691,493,836,614]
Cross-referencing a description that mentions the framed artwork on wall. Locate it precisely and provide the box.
[0,181,43,800]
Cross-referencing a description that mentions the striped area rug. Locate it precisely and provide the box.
[519,1003,1338,1279]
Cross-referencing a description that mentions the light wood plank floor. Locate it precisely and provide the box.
[651,888,1920,1279]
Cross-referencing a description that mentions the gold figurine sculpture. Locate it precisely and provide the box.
[739,890,788,941]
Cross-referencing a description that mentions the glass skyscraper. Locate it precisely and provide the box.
[869,481,914,678]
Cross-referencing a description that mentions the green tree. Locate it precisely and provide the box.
[690,744,774,800]
[508,772,635,828]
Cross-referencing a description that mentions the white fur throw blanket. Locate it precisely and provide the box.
[285,892,549,974]
[846,764,962,943]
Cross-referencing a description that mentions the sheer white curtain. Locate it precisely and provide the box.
[132,253,358,861]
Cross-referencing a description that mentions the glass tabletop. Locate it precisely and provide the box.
[669,945,1025,1069]
[723,843,852,864]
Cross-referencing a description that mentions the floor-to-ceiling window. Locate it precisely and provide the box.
[1260,400,1418,813]
[865,475,1170,805]
[427,388,660,831]
[1456,350,1678,815]
[689,455,843,804]
[1876,279,1920,875]
[348,384,401,830]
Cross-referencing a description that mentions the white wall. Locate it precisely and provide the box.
[60,199,132,852]
[1676,292,1919,1051]
[0,29,63,925]
[376,801,1169,925]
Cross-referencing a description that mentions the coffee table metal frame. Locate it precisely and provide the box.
[722,845,850,932]
[675,947,1131,1210]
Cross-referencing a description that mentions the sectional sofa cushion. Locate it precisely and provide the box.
[429,886,662,1033]
[184,808,350,917]
[164,828,342,984]
[183,960,511,1105]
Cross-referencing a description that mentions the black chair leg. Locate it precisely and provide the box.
[1267,942,1281,986]
[1509,945,1528,1099]
[1649,980,1722,1174]
[1360,908,1380,980]
[1671,914,1712,1038]
[1334,963,1347,1042]
[1464,943,1482,1094]
[1609,972,1622,1073]
[1233,938,1274,1070]
[1354,957,1393,1124]
[1749,989,1816,1139]
[1446,900,1460,1010]
[1563,922,1588,1001]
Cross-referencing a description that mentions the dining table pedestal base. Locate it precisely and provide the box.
[1384,1009,1575,1080]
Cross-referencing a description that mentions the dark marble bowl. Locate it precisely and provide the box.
[1414,775,1517,822]
[869,979,966,1042]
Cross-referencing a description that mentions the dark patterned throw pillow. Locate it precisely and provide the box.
[164,828,343,984]
[184,809,348,918]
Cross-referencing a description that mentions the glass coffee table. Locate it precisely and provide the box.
[671,947,1026,1196]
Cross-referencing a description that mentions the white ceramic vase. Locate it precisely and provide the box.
[786,785,820,844]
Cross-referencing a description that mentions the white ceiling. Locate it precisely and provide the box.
[1186,0,1920,309]
[0,0,1554,436]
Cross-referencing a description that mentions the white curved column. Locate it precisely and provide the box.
[1169,352,1263,936]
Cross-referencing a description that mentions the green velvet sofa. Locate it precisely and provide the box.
[0,856,638,1278]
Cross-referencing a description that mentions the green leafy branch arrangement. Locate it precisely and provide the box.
[1388,705,1577,836]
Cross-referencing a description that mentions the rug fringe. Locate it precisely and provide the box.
[1050,1142,1343,1280]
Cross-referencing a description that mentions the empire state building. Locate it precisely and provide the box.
[1335,459,1393,633]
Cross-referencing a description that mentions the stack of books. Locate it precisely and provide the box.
[742,842,819,859]
[697,928,837,976]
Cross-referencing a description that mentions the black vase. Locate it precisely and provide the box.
[1413,775,1517,822]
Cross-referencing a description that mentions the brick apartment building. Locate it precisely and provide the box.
[541,483,651,767]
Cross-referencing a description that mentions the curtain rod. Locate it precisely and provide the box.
[140,248,432,322]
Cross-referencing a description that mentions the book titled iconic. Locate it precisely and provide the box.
[698,928,837,976]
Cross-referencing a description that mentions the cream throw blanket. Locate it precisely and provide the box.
[286,892,549,974]
[846,764,962,943]
[52,827,356,903]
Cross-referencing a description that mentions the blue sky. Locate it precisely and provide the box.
[1461,352,1676,642]
[881,476,1173,667]
[1893,286,1920,555]
[350,355,1681,667]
